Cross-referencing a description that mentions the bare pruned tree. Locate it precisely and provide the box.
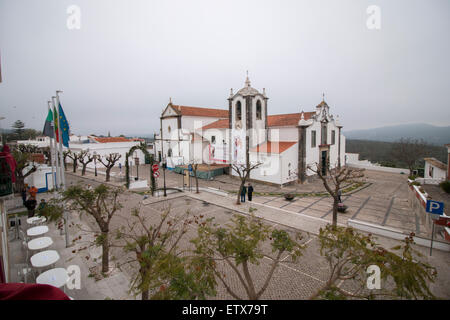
[67,150,80,173]
[78,150,94,176]
[391,138,429,175]
[99,153,121,182]
[308,162,364,228]
[188,161,200,194]
[231,162,262,205]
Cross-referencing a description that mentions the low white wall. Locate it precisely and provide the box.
[348,163,409,174]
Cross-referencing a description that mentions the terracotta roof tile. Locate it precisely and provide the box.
[267,112,315,127]
[201,119,229,130]
[93,137,133,143]
[250,141,297,154]
[172,105,229,118]
[424,158,447,171]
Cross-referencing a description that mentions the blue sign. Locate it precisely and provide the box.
[188,164,193,172]
[426,200,444,215]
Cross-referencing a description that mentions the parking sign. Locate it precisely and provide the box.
[426,200,444,215]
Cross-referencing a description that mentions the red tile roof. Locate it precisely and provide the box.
[267,112,315,127]
[199,111,316,129]
[201,119,229,130]
[250,141,297,154]
[92,137,133,143]
[172,105,229,118]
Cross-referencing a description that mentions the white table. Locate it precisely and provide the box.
[27,237,53,251]
[27,216,47,225]
[27,225,49,237]
[30,250,60,268]
[36,268,68,288]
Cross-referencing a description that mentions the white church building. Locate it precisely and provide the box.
[154,76,346,185]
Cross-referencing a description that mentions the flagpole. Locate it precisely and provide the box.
[47,101,57,190]
[56,90,70,248]
[51,97,60,190]
[56,91,66,189]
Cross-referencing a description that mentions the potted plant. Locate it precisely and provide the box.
[284,193,295,201]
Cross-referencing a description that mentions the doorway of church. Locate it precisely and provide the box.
[321,150,327,176]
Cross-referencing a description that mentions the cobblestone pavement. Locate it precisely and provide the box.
[15,171,445,300]
[81,165,427,238]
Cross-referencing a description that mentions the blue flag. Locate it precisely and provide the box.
[58,103,70,147]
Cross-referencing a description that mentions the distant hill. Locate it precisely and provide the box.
[343,123,450,146]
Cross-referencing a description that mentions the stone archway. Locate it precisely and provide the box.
[125,142,156,194]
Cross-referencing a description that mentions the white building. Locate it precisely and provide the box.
[68,136,146,169]
[17,136,51,148]
[424,157,447,183]
[155,76,346,185]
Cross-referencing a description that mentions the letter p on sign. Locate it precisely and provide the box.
[426,200,444,215]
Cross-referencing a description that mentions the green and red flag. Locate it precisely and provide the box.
[43,108,54,138]
[53,106,59,142]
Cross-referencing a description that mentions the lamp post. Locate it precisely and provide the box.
[163,157,167,197]
[134,151,139,181]
[93,151,98,176]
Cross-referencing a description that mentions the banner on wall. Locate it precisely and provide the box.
[232,130,246,164]
[209,144,229,163]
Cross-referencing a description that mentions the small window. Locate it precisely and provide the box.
[236,101,242,121]
[331,130,335,145]
[256,100,262,120]
[321,123,327,145]
[311,130,316,148]
[211,136,216,144]
[168,148,172,157]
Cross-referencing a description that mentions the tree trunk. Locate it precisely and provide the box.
[101,231,109,273]
[105,167,111,182]
[236,183,244,205]
[73,161,77,173]
[141,288,149,300]
[82,165,87,176]
[332,197,338,228]
[195,175,199,194]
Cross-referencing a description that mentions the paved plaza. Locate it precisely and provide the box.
[7,167,449,300]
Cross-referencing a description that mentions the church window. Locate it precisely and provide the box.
[321,123,327,145]
[311,131,316,148]
[236,101,242,121]
[331,130,336,145]
[211,136,216,144]
[168,148,172,157]
[256,100,262,120]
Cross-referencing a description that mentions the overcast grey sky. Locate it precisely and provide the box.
[1,0,449,136]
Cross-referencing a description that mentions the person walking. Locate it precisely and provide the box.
[247,183,254,202]
[21,186,27,205]
[24,196,37,218]
[337,189,342,203]
[240,185,247,203]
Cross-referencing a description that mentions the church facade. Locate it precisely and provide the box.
[154,76,346,185]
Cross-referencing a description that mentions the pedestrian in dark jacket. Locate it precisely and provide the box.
[240,185,247,203]
[337,189,342,203]
[247,183,254,201]
[21,186,27,205]
[24,197,37,218]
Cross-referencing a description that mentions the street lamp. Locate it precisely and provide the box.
[93,151,98,176]
[134,151,139,181]
[163,157,167,197]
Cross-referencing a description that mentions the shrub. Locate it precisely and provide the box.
[408,175,417,180]
[440,180,450,194]
[411,181,421,186]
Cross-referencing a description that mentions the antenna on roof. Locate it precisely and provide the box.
[322,93,325,102]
